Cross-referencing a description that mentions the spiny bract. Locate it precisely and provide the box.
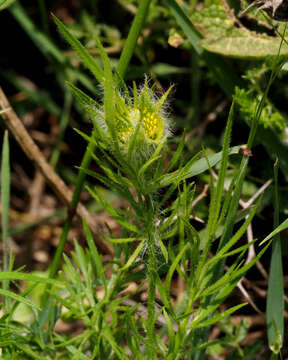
[93,79,173,156]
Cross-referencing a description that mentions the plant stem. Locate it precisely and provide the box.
[146,195,156,358]
[1,131,11,311]
[117,0,152,78]
[49,132,96,279]
[39,131,96,321]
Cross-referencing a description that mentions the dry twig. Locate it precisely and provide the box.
[0,87,113,255]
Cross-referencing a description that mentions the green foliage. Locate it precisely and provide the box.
[191,3,288,59]
[0,0,287,358]
[0,0,15,11]
[234,87,286,133]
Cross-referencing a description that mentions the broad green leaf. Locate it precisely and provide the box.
[166,0,244,95]
[189,2,288,59]
[166,0,288,179]
[201,36,288,59]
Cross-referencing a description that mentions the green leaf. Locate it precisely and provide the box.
[166,0,244,96]
[1,131,11,310]
[88,186,140,233]
[0,0,16,10]
[200,36,288,60]
[0,289,40,310]
[157,236,169,263]
[260,218,288,245]
[67,82,101,110]
[120,240,145,271]
[158,146,241,187]
[205,102,234,246]
[9,3,65,63]
[165,244,189,296]
[155,273,174,316]
[117,0,152,78]
[102,236,143,243]
[267,160,284,353]
[102,328,130,360]
[138,135,168,177]
[1,131,10,271]
[52,14,104,83]
[163,308,176,352]
[82,218,106,286]
[0,272,62,286]
[195,303,247,328]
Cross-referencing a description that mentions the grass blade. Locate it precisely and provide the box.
[1,131,10,310]
[52,14,104,83]
[9,2,65,63]
[0,289,40,310]
[117,0,152,78]
[266,160,284,354]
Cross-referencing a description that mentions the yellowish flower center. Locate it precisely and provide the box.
[142,108,163,141]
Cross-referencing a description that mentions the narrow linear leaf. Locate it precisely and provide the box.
[0,0,16,11]
[165,244,189,296]
[159,146,241,187]
[102,236,142,244]
[82,218,107,289]
[1,131,10,276]
[52,14,104,83]
[120,241,145,271]
[260,218,288,245]
[163,308,176,352]
[267,160,284,354]
[195,303,247,328]
[0,289,40,310]
[0,272,62,286]
[117,0,152,78]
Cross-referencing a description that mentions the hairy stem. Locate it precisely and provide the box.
[145,195,157,358]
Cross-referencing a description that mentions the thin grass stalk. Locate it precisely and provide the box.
[37,0,49,34]
[49,89,73,167]
[144,194,157,357]
[117,0,152,78]
[9,2,66,64]
[1,131,11,311]
[50,130,97,280]
[193,38,287,360]
[39,130,96,324]
[266,159,284,353]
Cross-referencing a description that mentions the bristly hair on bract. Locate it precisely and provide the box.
[91,77,174,168]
